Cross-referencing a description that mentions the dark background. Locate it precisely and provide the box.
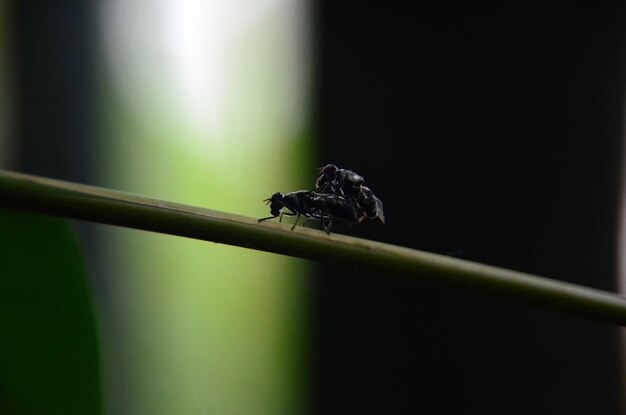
[313,2,625,414]
[14,1,96,183]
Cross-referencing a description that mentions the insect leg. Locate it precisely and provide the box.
[291,213,301,230]
[302,215,321,228]
[322,216,333,234]
[258,216,276,223]
[317,182,331,193]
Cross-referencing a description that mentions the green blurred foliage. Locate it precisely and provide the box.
[96,2,312,412]
[0,209,101,414]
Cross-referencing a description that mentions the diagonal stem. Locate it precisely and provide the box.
[0,169,625,325]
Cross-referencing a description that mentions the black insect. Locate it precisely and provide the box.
[258,191,319,230]
[315,164,364,199]
[316,164,385,223]
[258,190,365,233]
[260,163,385,234]
[354,185,385,224]
[305,192,363,232]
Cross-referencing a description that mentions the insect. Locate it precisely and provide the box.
[354,185,385,224]
[316,164,385,224]
[315,164,364,199]
[258,191,320,230]
[305,192,363,232]
[259,163,385,234]
[258,190,364,233]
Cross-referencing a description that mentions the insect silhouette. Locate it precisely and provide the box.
[258,191,319,230]
[258,190,365,233]
[315,164,364,199]
[354,185,385,224]
[259,164,385,234]
[305,192,364,232]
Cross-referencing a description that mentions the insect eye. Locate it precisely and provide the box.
[324,164,338,175]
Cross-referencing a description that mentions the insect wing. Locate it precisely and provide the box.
[373,194,385,224]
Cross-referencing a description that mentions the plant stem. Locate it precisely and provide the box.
[0,169,625,325]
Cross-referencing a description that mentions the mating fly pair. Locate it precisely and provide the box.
[258,164,385,234]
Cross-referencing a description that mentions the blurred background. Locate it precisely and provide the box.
[0,1,625,414]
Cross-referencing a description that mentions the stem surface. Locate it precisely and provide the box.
[0,169,625,325]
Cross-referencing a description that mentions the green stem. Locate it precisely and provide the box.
[0,169,625,325]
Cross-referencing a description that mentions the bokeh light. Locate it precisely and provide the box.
[97,0,312,413]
